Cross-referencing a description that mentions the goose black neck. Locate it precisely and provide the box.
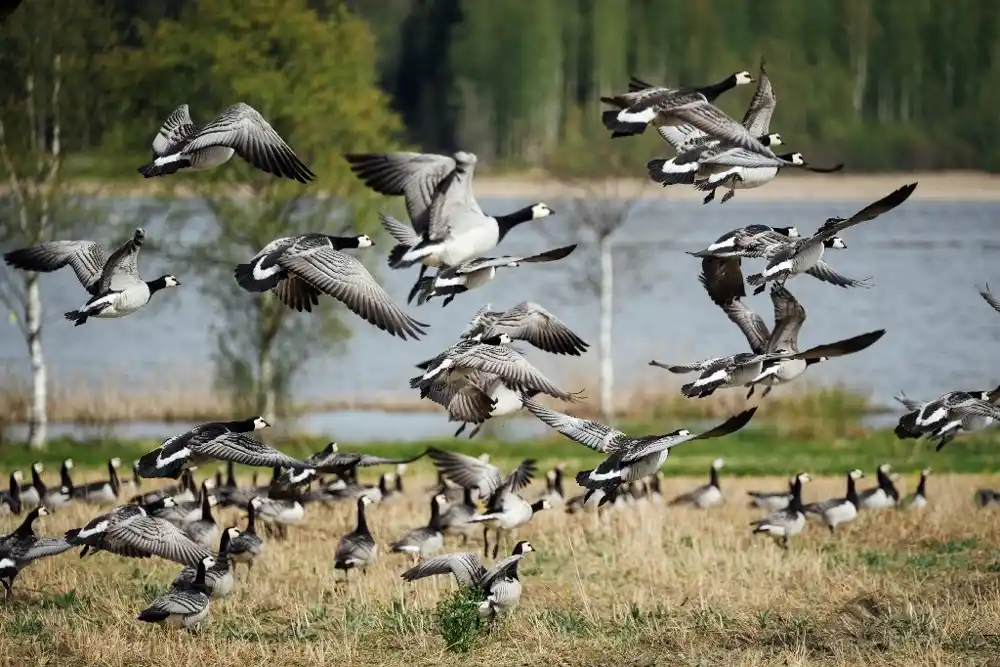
[495,205,536,241]
[394,473,403,493]
[846,474,859,506]
[788,477,804,512]
[228,417,259,433]
[15,508,42,536]
[215,471,224,490]
[219,529,233,556]
[553,469,564,496]
[530,499,547,514]
[428,497,443,530]
[326,235,362,250]
[60,464,74,491]
[378,475,388,495]
[193,561,208,587]
[201,489,214,521]
[146,276,171,295]
[31,466,45,492]
[696,74,739,102]
[109,462,120,496]
[226,462,237,488]
[8,474,19,499]
[246,502,257,534]
[709,466,720,489]
[916,474,927,497]
[462,487,473,506]
[805,357,824,367]
[355,498,370,534]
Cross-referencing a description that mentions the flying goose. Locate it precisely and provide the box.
[894,388,1000,450]
[803,469,864,533]
[390,494,446,561]
[857,463,900,510]
[304,442,425,480]
[0,507,73,598]
[182,482,219,549]
[522,396,756,492]
[138,103,315,183]
[3,228,180,326]
[138,556,215,628]
[227,497,265,572]
[750,472,812,550]
[746,183,918,294]
[600,70,756,141]
[979,284,1000,313]
[73,457,122,504]
[347,152,555,298]
[414,335,581,403]
[453,301,589,357]
[668,458,725,509]
[905,469,931,509]
[401,541,535,619]
[414,244,577,307]
[136,417,310,479]
[172,527,238,598]
[0,472,21,517]
[333,495,377,580]
[747,475,796,512]
[66,498,214,566]
[689,224,800,260]
[254,493,305,540]
[234,233,427,340]
[427,449,539,558]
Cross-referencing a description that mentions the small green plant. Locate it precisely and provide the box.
[435,586,485,653]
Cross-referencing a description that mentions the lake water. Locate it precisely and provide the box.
[2,194,998,442]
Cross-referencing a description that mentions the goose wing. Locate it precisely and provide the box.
[335,530,375,564]
[453,344,578,401]
[786,329,885,361]
[766,285,806,352]
[272,274,321,312]
[670,100,778,157]
[143,588,208,616]
[479,553,524,590]
[483,301,589,356]
[809,183,917,243]
[620,408,757,462]
[459,303,498,339]
[400,552,486,587]
[425,154,484,239]
[107,516,213,566]
[979,284,1000,314]
[742,58,776,137]
[23,537,73,561]
[655,123,709,153]
[454,245,577,275]
[722,299,769,355]
[522,396,624,453]
[183,103,315,183]
[151,104,198,157]
[98,228,146,293]
[805,261,872,289]
[277,238,427,340]
[3,240,108,295]
[893,392,925,412]
[345,152,457,235]
[189,433,310,469]
[378,212,421,246]
[698,255,747,305]
[427,448,503,497]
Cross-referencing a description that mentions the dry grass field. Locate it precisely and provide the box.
[2,467,1000,667]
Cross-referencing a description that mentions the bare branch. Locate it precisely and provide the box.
[45,54,61,186]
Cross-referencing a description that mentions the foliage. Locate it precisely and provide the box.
[434,585,485,653]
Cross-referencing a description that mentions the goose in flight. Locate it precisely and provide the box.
[521,396,756,492]
[135,417,312,479]
[979,284,1000,313]
[413,244,577,307]
[746,183,918,294]
[234,232,427,340]
[0,507,73,598]
[456,301,589,357]
[138,103,315,183]
[346,152,554,301]
[3,228,180,326]
[894,387,1000,450]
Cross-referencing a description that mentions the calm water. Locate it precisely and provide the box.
[2,195,998,442]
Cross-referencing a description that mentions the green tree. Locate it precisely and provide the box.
[105,0,402,421]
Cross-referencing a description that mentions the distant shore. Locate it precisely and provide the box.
[29,170,1000,202]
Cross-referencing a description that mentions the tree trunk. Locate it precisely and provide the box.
[257,337,276,423]
[598,234,614,422]
[25,273,47,449]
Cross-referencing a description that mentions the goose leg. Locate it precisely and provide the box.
[702,189,716,205]
[1,579,10,600]
[491,530,500,559]
[468,424,482,439]
[453,423,467,437]
[406,267,428,305]
[761,385,773,399]
[746,384,756,399]
[482,526,490,558]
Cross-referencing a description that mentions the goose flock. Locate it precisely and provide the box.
[0,64,997,633]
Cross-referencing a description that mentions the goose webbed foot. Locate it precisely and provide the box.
[702,189,716,205]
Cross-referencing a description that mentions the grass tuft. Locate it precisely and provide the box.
[435,585,485,652]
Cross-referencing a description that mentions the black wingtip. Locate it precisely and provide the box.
[601,110,647,137]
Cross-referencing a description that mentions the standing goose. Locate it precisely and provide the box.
[522,395,756,493]
[227,496,265,572]
[136,416,310,479]
[750,472,812,549]
[0,507,73,598]
[65,498,214,566]
[45,459,74,509]
[73,457,122,504]
[254,493,305,541]
[138,103,315,182]
[138,556,215,628]
[234,233,427,340]
[182,482,219,550]
[979,284,1000,313]
[18,463,44,508]
[600,70,756,141]
[453,301,590,357]
[905,469,931,509]
[172,527,238,598]
[334,495,377,580]
[346,152,555,298]
[0,472,21,517]
[668,458,726,509]
[747,475,796,512]
[413,244,578,307]
[401,541,535,619]
[3,228,180,326]
[746,183,918,294]
[390,494,446,561]
[803,469,865,533]
[858,463,900,510]
[440,487,478,546]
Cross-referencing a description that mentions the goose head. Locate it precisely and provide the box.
[530,202,555,219]
[513,540,534,555]
[795,472,812,484]
[825,237,848,250]
[777,226,800,238]
[712,458,725,470]
[762,133,783,147]
[252,417,271,431]
[734,70,754,85]
[355,234,374,248]
[849,469,865,481]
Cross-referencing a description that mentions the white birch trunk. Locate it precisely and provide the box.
[598,235,614,422]
[25,273,47,448]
